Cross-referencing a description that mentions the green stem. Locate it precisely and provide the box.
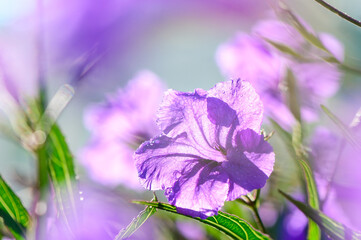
[313,0,361,28]
[35,146,49,240]
[250,205,266,233]
[339,63,361,76]
[236,192,267,233]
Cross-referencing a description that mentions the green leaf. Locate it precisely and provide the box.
[276,3,330,54]
[263,38,304,60]
[269,118,295,157]
[0,175,31,240]
[285,69,301,123]
[291,123,321,240]
[46,124,78,232]
[114,204,156,240]
[133,200,271,240]
[298,159,321,240]
[280,190,361,240]
[321,105,360,148]
[270,118,320,239]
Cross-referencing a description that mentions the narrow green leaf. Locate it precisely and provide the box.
[286,69,301,122]
[280,190,361,240]
[269,118,295,158]
[291,122,321,240]
[46,124,78,233]
[0,176,31,240]
[114,204,156,240]
[321,105,360,148]
[271,118,320,239]
[298,160,321,240]
[263,38,304,60]
[133,200,271,240]
[269,119,292,142]
[276,3,330,54]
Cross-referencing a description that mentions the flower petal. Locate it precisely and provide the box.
[225,129,275,201]
[157,80,264,151]
[135,133,223,190]
[167,161,229,218]
[207,80,264,133]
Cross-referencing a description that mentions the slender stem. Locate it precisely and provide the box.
[236,191,267,233]
[339,63,361,76]
[250,205,266,233]
[36,0,46,93]
[313,0,361,28]
[35,0,48,230]
[35,146,49,240]
[322,140,345,206]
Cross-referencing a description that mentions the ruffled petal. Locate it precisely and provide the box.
[167,161,229,218]
[207,80,264,133]
[216,34,284,87]
[157,80,264,151]
[135,133,223,190]
[225,129,275,201]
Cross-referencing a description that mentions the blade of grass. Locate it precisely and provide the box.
[280,190,361,240]
[321,105,360,148]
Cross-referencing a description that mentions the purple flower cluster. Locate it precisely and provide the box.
[134,80,275,217]
[285,125,361,238]
[310,127,361,230]
[216,18,343,128]
[80,71,165,188]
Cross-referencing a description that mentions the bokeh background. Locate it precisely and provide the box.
[0,0,360,239]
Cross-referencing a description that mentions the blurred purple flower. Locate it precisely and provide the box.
[44,0,268,86]
[283,175,353,239]
[310,127,361,230]
[47,184,157,240]
[216,19,343,128]
[176,221,206,240]
[0,23,39,100]
[79,71,166,188]
[45,0,139,83]
[284,126,361,238]
[135,80,275,217]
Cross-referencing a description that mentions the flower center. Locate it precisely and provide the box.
[215,144,227,156]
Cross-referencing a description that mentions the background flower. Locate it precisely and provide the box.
[47,183,158,240]
[309,127,361,230]
[79,71,165,188]
[216,18,344,128]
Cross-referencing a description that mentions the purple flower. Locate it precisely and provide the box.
[283,126,361,237]
[309,127,361,230]
[134,80,275,217]
[176,221,205,240]
[216,19,343,128]
[79,71,166,188]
